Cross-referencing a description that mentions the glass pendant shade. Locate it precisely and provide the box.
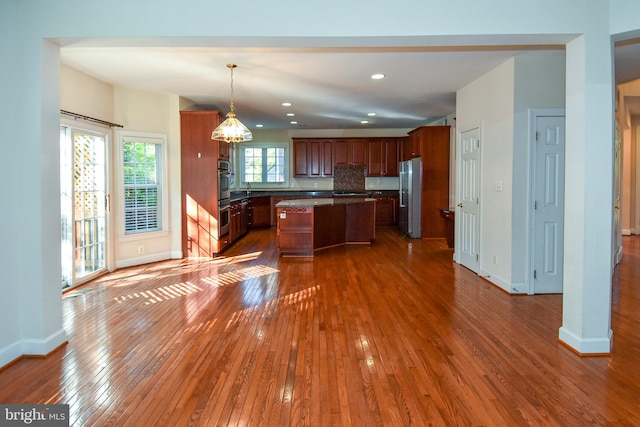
[211,64,253,143]
[211,111,253,143]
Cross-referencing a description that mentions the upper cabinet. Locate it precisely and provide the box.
[402,130,421,161]
[334,138,367,165]
[366,137,400,177]
[293,137,402,178]
[293,138,334,177]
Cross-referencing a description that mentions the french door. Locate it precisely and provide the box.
[60,124,109,288]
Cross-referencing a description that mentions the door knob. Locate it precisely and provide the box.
[457,202,464,208]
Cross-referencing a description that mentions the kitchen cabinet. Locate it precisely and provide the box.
[412,125,451,239]
[402,129,422,161]
[180,110,225,257]
[271,196,311,226]
[218,139,231,160]
[229,199,248,243]
[334,138,367,165]
[248,196,271,229]
[372,194,399,226]
[293,138,334,177]
[276,198,375,256]
[367,138,399,177]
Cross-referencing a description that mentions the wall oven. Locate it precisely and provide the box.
[218,199,230,237]
[218,159,231,202]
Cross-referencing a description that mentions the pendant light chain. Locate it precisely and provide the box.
[229,64,236,114]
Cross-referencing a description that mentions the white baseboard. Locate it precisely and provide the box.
[558,326,612,354]
[115,251,181,269]
[478,269,526,294]
[0,340,23,369]
[0,328,67,369]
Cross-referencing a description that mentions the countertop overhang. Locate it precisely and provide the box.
[275,198,376,208]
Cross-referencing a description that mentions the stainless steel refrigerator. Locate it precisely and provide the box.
[399,157,422,238]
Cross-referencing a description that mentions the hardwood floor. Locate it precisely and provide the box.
[1,228,639,426]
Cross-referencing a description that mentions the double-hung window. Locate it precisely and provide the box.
[239,143,288,188]
[120,132,167,235]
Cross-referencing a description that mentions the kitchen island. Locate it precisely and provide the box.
[275,198,376,256]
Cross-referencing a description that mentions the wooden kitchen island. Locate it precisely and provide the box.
[275,198,376,256]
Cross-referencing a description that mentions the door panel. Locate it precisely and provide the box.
[457,127,480,273]
[533,116,565,294]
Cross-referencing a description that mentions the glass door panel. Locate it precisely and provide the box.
[60,125,107,288]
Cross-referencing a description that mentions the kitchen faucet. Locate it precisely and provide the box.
[246,182,251,196]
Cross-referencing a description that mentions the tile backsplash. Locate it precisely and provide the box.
[333,164,366,191]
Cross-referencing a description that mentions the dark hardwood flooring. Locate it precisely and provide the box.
[1,228,639,426]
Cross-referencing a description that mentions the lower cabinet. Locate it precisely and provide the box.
[230,201,238,243]
[248,196,271,229]
[373,195,399,226]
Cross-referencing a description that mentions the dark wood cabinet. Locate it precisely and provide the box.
[240,200,248,236]
[180,110,224,257]
[229,200,248,244]
[293,139,310,176]
[293,138,334,177]
[413,126,451,239]
[402,130,422,161]
[295,137,400,177]
[248,196,271,229]
[367,138,399,177]
[373,195,399,226]
[334,138,367,165]
[271,196,311,226]
[218,139,231,160]
[321,139,334,176]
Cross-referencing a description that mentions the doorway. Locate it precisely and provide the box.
[60,123,109,288]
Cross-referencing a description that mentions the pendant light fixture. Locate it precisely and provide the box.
[211,63,253,143]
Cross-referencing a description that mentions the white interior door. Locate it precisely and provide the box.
[532,114,565,294]
[456,127,481,273]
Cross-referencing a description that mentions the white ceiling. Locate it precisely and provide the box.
[60,40,640,130]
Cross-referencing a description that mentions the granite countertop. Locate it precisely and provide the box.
[230,190,397,202]
[275,198,376,208]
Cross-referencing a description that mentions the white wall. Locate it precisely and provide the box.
[0,0,26,367]
[60,67,183,270]
[456,52,566,293]
[0,0,631,365]
[511,52,566,287]
[60,64,114,121]
[610,0,640,38]
[112,87,182,267]
[457,58,516,291]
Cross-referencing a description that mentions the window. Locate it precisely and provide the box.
[121,134,165,234]
[239,143,288,187]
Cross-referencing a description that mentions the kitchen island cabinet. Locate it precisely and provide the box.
[276,198,376,256]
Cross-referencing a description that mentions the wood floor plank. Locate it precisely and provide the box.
[1,229,639,426]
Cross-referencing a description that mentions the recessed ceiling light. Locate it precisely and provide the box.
[360,120,369,124]
[371,73,385,80]
[282,102,292,107]
[286,113,295,117]
[367,112,376,117]
[290,121,298,125]
[256,124,264,128]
